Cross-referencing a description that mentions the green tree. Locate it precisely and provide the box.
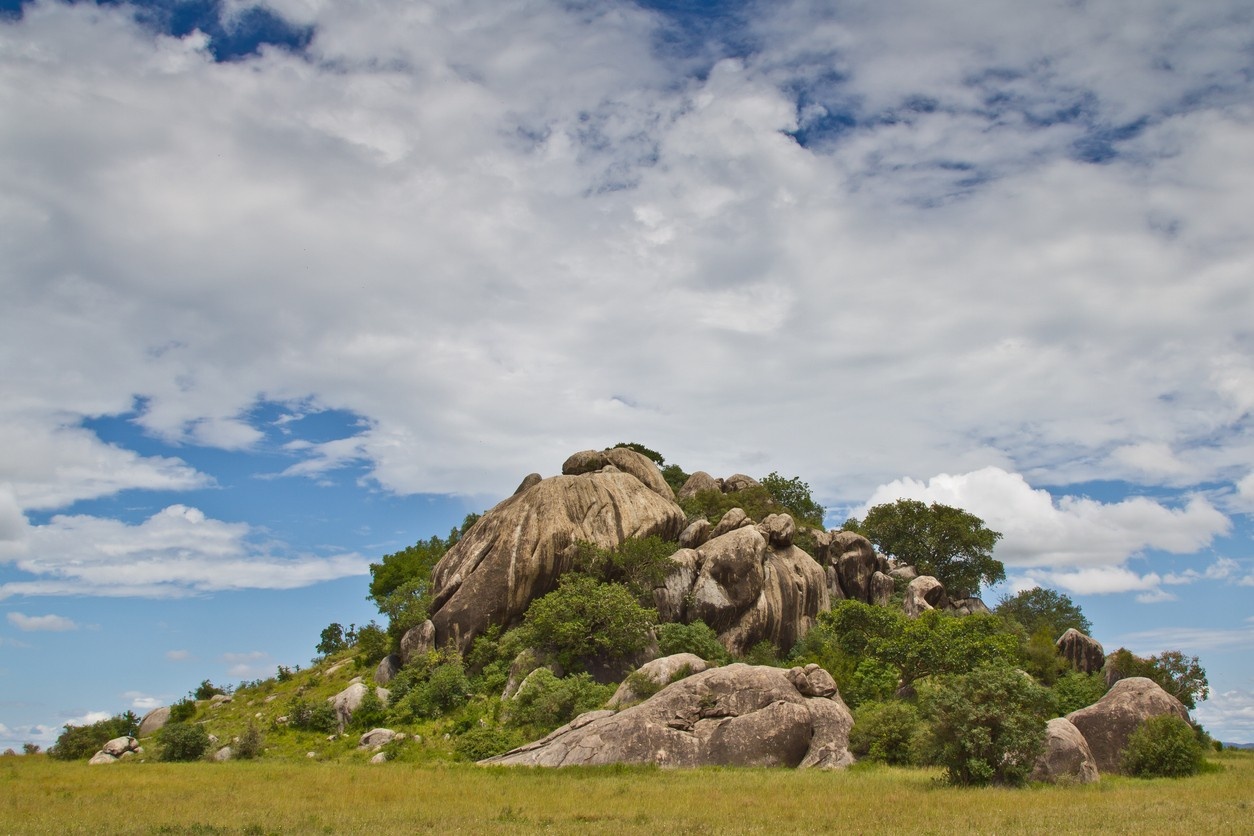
[759,472,826,528]
[504,669,614,739]
[48,712,140,761]
[656,620,731,664]
[919,665,1054,786]
[995,587,1092,638]
[570,535,677,604]
[849,700,924,765]
[519,574,656,674]
[192,680,225,700]
[1052,670,1109,715]
[1122,714,1206,778]
[316,623,347,657]
[1108,648,1209,710]
[158,723,211,762]
[849,500,1004,596]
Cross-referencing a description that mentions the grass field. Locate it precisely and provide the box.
[2,750,1250,834]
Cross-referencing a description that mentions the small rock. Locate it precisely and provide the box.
[370,752,389,764]
[88,751,118,765]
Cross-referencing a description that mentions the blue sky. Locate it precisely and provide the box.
[1,0,1252,747]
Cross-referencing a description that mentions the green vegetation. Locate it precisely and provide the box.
[570,535,677,604]
[158,723,211,762]
[656,620,731,664]
[47,711,138,761]
[759,471,826,528]
[1122,714,1207,778]
[518,574,656,674]
[845,499,1005,596]
[1106,648,1210,709]
[995,586,1092,637]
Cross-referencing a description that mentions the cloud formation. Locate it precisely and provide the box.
[6,612,78,632]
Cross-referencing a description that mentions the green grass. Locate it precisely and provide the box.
[2,750,1250,834]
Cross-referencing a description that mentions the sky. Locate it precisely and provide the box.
[1,0,1251,748]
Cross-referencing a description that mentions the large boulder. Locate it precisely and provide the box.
[607,653,711,708]
[428,469,686,652]
[561,448,674,500]
[1065,677,1189,774]
[399,620,436,665]
[1056,628,1105,675]
[825,532,884,603]
[903,575,949,618]
[677,471,721,500]
[481,663,854,769]
[655,519,829,656]
[138,706,170,738]
[721,474,760,493]
[1031,718,1100,784]
[374,653,402,686]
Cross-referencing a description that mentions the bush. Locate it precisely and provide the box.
[520,574,656,674]
[285,697,338,733]
[918,665,1054,786]
[193,680,225,701]
[388,655,473,723]
[454,724,526,762]
[168,698,197,724]
[1052,671,1108,715]
[1122,714,1206,778]
[849,701,923,766]
[505,669,613,738]
[349,688,389,731]
[48,712,139,761]
[235,722,264,760]
[354,621,390,669]
[571,535,678,604]
[159,723,210,762]
[741,640,781,666]
[656,620,731,664]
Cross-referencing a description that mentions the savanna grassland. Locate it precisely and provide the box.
[2,750,1250,835]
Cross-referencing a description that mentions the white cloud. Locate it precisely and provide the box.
[1117,625,1254,655]
[222,650,271,678]
[165,649,191,661]
[6,612,79,632]
[123,691,162,712]
[1194,690,1254,745]
[0,505,368,599]
[0,0,1250,519]
[855,467,1231,568]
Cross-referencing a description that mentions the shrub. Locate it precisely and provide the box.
[519,574,655,674]
[235,722,264,760]
[354,621,390,669]
[193,680,225,701]
[349,688,389,731]
[505,669,613,738]
[159,723,210,762]
[454,724,526,761]
[656,620,731,664]
[1052,671,1108,715]
[388,656,473,723]
[1122,714,1206,778]
[571,536,678,604]
[741,640,781,666]
[49,712,139,761]
[168,698,197,724]
[849,701,923,766]
[918,665,1054,786]
[285,697,338,733]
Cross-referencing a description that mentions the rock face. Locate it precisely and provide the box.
[1056,628,1105,675]
[138,706,170,738]
[375,653,402,686]
[561,447,674,501]
[654,515,829,656]
[428,468,686,652]
[89,736,140,764]
[400,620,436,665]
[677,471,721,500]
[903,576,949,618]
[1031,718,1100,784]
[329,682,390,730]
[1065,677,1189,774]
[482,663,854,769]
[607,653,711,708]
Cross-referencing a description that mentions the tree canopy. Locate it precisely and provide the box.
[846,499,1004,596]
[994,587,1092,639]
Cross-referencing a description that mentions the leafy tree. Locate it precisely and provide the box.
[354,621,390,668]
[1107,648,1209,710]
[284,697,338,733]
[849,700,924,765]
[613,442,665,466]
[504,669,614,739]
[1122,714,1206,778]
[661,464,690,494]
[656,620,731,664]
[168,698,197,724]
[570,535,677,604]
[1052,670,1109,715]
[192,680,225,700]
[159,723,211,762]
[48,712,140,761]
[759,472,826,528]
[22,743,41,756]
[848,500,1004,596]
[918,664,1054,786]
[995,587,1092,638]
[316,622,347,657]
[519,574,656,674]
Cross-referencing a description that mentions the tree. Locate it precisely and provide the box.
[995,587,1092,638]
[570,535,677,604]
[519,574,656,674]
[849,499,1004,596]
[613,442,665,466]
[759,472,826,528]
[919,664,1054,786]
[1122,714,1206,778]
[317,623,347,657]
[48,712,139,761]
[1108,648,1209,710]
[193,680,225,701]
[158,723,210,762]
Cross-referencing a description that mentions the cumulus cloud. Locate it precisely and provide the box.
[0,505,368,599]
[1195,690,1254,745]
[0,0,1250,516]
[6,612,78,632]
[165,649,191,661]
[222,650,270,678]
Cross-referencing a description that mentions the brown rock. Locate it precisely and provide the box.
[1056,628,1105,675]
[830,532,879,602]
[1065,677,1190,774]
[399,620,437,665]
[903,575,949,618]
[428,471,685,652]
[1031,717,1099,784]
[677,471,721,500]
[870,571,895,607]
[721,474,760,493]
[513,472,542,495]
[709,507,751,539]
[481,664,854,769]
[758,514,795,549]
[374,653,402,686]
[607,653,710,708]
[678,518,712,549]
[138,707,170,738]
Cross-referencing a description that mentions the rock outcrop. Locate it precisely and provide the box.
[903,575,949,618]
[1065,676,1189,774]
[428,467,686,652]
[374,653,402,686]
[677,471,721,500]
[329,681,390,731]
[607,653,710,708]
[654,513,829,656]
[481,663,854,769]
[1056,628,1105,675]
[89,736,140,764]
[561,447,674,501]
[138,706,170,738]
[1031,717,1100,784]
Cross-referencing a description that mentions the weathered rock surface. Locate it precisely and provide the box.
[213,746,232,762]
[678,518,712,549]
[721,474,760,493]
[904,576,949,618]
[138,707,170,737]
[102,736,137,757]
[513,472,542,495]
[375,653,402,686]
[1065,677,1189,774]
[89,751,119,765]
[400,620,436,665]
[607,653,711,708]
[946,596,990,616]
[1056,628,1105,675]
[709,507,751,539]
[428,469,686,651]
[655,519,829,656]
[1031,718,1100,784]
[481,663,854,769]
[359,728,400,750]
[677,471,721,500]
[329,683,390,730]
[561,447,674,501]
[816,531,895,604]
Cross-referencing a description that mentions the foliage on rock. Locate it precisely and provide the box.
[49,712,139,761]
[518,573,656,674]
[1122,714,1206,778]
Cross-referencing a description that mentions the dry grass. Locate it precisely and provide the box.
[2,750,1251,834]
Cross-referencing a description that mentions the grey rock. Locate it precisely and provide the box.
[1065,677,1190,774]
[1056,628,1105,675]
[677,471,721,500]
[88,751,118,765]
[870,571,895,607]
[213,746,232,762]
[482,664,854,769]
[1031,718,1099,784]
[830,532,879,603]
[370,752,389,764]
[101,736,137,757]
[758,514,795,549]
[358,728,398,750]
[904,576,949,618]
[721,474,760,493]
[709,507,752,540]
[400,620,437,665]
[138,706,170,738]
[330,682,370,730]
[947,596,990,616]
[513,472,543,495]
[678,518,712,550]
[608,653,711,708]
[375,653,402,686]
[561,448,673,500]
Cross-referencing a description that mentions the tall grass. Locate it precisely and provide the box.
[2,751,1250,834]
